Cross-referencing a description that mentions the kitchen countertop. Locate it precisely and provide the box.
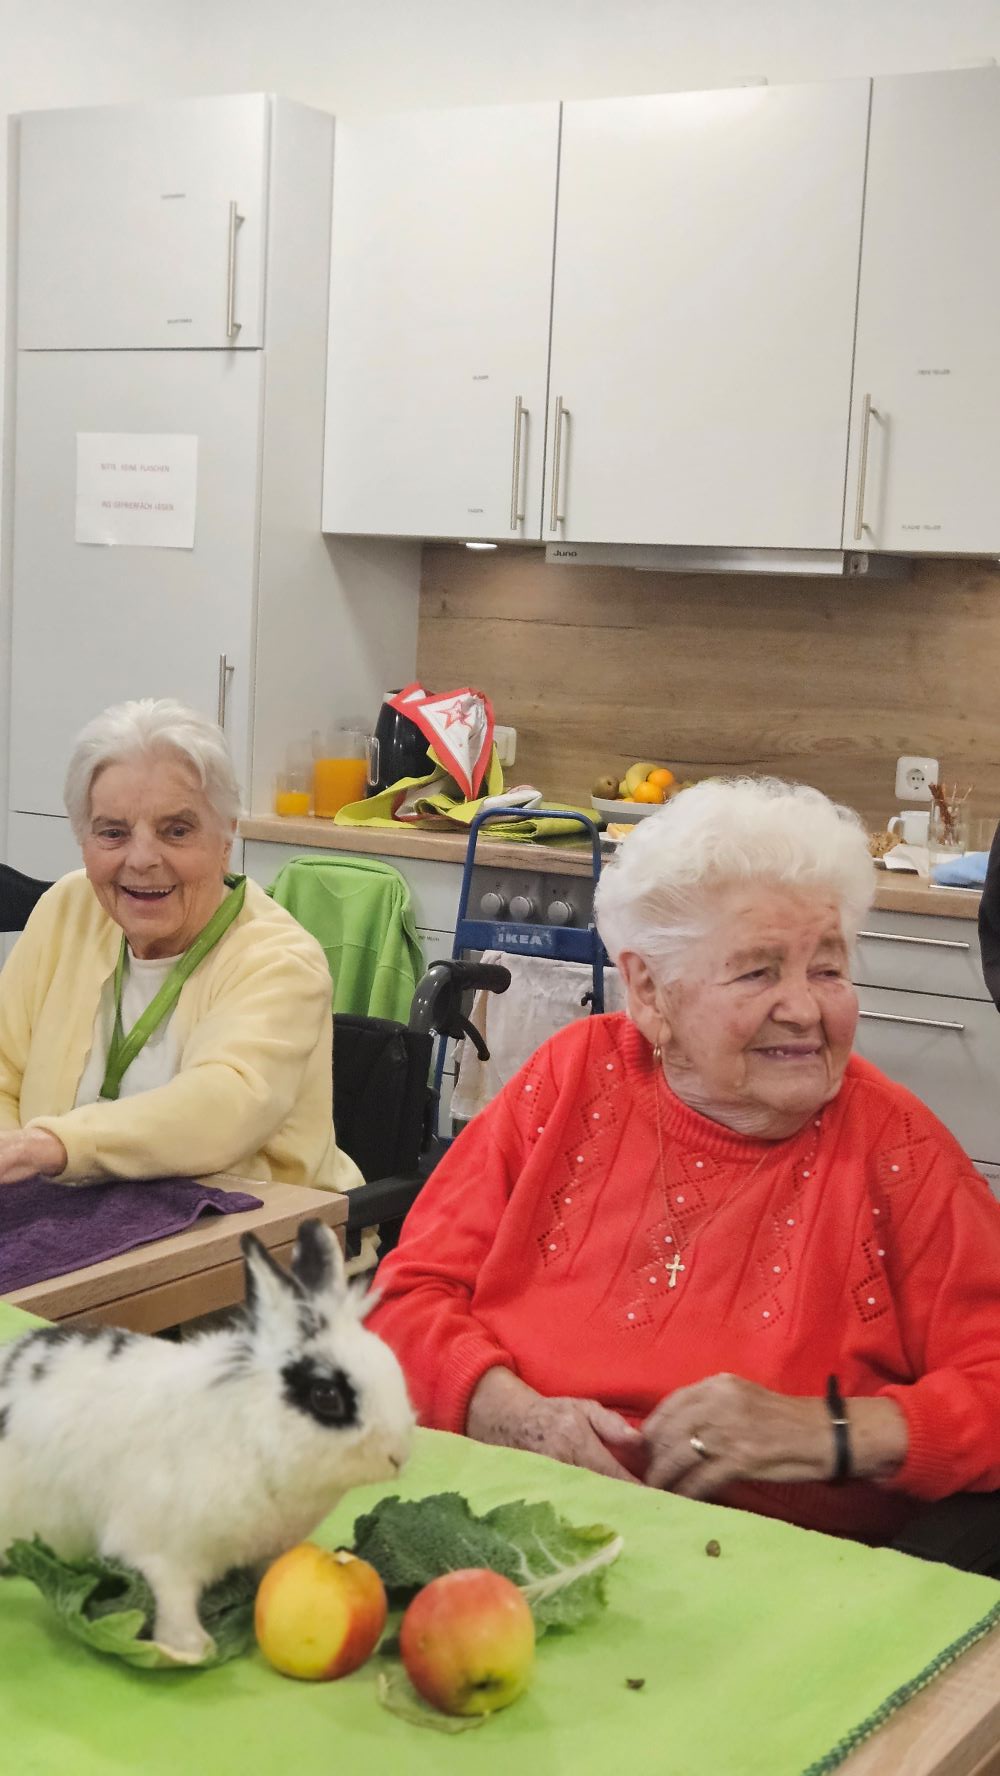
[240,816,984,920]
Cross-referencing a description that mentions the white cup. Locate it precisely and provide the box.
[888,809,930,845]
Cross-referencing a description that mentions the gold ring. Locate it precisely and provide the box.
[689,1434,710,1460]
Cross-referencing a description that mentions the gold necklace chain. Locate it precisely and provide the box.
[651,1046,818,1288]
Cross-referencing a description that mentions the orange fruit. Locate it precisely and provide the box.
[632,782,665,804]
[647,768,675,790]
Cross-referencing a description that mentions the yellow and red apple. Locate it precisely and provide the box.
[399,1568,535,1716]
[255,1543,387,1680]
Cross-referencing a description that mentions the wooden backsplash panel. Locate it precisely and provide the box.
[416,546,1000,830]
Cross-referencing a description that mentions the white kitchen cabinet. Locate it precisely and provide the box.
[6,98,422,880]
[845,68,1000,554]
[323,102,560,541]
[545,80,870,548]
[17,95,270,350]
[10,351,261,815]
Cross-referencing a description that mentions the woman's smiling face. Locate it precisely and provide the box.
[623,882,859,1137]
[82,753,234,959]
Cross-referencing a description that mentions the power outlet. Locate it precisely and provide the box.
[494,725,517,768]
[895,755,938,801]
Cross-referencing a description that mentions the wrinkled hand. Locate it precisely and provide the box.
[467,1367,645,1485]
[642,1373,907,1498]
[643,1374,834,1497]
[0,1127,67,1184]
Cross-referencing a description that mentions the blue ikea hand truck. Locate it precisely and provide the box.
[430,807,607,1131]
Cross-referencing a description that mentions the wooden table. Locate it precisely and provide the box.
[842,1625,1000,1775]
[2,1177,347,1333]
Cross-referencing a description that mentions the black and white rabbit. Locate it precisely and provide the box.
[0,1219,414,1661]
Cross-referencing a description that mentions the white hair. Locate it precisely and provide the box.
[64,699,242,840]
[595,776,874,981]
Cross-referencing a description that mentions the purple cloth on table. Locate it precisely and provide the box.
[0,1176,264,1293]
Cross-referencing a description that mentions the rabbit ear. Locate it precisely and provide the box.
[241,1233,302,1329]
[291,1218,347,1299]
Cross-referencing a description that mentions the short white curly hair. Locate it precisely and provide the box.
[64,698,242,840]
[595,776,874,982]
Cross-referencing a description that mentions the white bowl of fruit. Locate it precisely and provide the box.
[591,763,686,824]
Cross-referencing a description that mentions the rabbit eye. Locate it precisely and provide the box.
[309,1379,352,1425]
[281,1359,358,1428]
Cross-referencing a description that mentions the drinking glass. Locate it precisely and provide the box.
[927,802,970,868]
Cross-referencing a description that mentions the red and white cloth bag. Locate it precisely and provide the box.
[387,684,494,802]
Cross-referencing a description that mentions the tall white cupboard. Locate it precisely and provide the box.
[7,95,420,880]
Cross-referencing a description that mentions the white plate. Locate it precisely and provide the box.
[591,795,661,823]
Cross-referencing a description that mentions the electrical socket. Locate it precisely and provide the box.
[494,725,517,768]
[895,755,938,801]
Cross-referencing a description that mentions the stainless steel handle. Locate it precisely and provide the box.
[509,396,527,530]
[859,1009,965,1033]
[852,391,877,541]
[857,929,970,953]
[548,394,568,531]
[365,734,380,790]
[217,653,234,728]
[226,200,244,340]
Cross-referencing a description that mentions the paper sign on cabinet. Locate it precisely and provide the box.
[74,433,198,548]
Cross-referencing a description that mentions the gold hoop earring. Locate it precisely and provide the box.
[652,1042,662,1064]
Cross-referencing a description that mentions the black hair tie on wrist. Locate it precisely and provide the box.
[825,1374,852,1485]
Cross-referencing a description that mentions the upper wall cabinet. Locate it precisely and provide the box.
[16,94,270,349]
[844,68,1000,554]
[545,81,870,549]
[322,103,560,541]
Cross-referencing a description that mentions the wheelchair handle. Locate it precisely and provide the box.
[408,958,511,1036]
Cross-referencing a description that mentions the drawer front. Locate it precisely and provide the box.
[854,985,1000,1164]
[853,909,986,1001]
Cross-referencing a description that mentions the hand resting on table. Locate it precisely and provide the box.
[0,1127,68,1185]
[467,1369,908,1495]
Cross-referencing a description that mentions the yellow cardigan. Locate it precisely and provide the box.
[0,872,363,1192]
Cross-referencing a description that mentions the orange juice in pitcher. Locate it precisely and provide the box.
[313,727,368,817]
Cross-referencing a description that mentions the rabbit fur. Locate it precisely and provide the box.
[0,1219,414,1662]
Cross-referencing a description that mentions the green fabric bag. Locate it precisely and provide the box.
[334,747,598,844]
[267,853,425,1022]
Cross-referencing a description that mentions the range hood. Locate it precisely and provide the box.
[544,544,912,579]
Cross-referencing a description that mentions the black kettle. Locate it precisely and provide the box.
[366,693,433,797]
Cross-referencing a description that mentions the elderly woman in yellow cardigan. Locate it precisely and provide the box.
[0,699,361,1192]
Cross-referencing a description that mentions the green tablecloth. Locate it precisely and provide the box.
[2,1301,999,1776]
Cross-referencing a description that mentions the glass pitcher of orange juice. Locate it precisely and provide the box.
[313,727,368,818]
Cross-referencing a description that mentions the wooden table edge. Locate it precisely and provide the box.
[4,1178,347,1321]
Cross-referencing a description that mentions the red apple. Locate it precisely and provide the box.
[255,1543,387,1680]
[399,1568,535,1716]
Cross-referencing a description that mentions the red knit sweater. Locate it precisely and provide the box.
[369,1014,1000,1540]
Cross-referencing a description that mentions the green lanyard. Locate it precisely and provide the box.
[99,875,247,1102]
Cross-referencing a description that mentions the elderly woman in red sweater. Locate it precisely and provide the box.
[368,778,1000,1542]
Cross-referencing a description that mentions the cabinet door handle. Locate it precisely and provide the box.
[852,392,878,541]
[859,1009,965,1033]
[226,200,244,340]
[217,654,234,728]
[857,929,970,953]
[548,394,568,531]
[509,396,527,530]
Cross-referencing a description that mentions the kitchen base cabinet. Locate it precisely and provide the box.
[854,986,1000,1172]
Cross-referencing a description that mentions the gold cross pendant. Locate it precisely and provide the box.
[665,1252,685,1288]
